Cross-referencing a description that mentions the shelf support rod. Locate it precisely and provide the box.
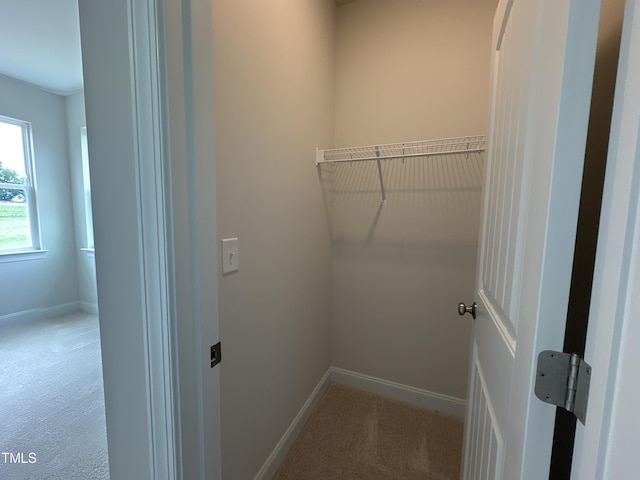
[375,146,387,206]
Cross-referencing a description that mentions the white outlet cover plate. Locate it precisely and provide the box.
[221,238,239,274]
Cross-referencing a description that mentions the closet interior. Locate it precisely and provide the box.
[211,0,498,478]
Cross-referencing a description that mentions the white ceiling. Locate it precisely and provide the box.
[0,0,83,95]
[0,0,368,95]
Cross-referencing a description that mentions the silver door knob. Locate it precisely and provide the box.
[458,301,477,319]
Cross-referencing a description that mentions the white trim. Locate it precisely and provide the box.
[129,0,178,477]
[169,0,223,477]
[253,368,332,480]
[80,247,95,258]
[330,367,466,418]
[79,301,99,315]
[78,0,181,477]
[0,301,84,327]
[162,0,224,477]
[479,288,516,355]
[0,249,47,263]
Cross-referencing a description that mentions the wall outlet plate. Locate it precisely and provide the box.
[221,238,239,274]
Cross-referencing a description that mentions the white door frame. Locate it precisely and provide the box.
[162,0,223,477]
[571,0,640,477]
[78,0,222,478]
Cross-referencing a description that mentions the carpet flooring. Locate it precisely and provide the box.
[0,311,109,479]
[274,384,464,480]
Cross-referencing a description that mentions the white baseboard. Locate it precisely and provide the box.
[0,301,84,328]
[79,301,99,315]
[253,367,332,480]
[330,367,466,418]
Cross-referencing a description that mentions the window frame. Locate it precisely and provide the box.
[0,115,42,255]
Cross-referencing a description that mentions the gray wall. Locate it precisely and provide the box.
[65,91,97,313]
[0,75,79,319]
[211,1,336,478]
[330,0,496,400]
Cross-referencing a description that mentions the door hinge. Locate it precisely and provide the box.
[534,350,591,424]
[210,342,222,368]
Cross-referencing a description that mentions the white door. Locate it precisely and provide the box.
[462,0,601,478]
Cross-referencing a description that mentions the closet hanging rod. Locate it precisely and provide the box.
[316,134,485,166]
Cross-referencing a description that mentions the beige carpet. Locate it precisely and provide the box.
[274,384,464,480]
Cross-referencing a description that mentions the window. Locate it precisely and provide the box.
[80,127,94,250]
[0,116,40,253]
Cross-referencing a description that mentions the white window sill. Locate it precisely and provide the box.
[0,249,48,263]
[81,248,95,258]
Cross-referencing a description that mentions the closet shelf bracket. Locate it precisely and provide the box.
[316,134,485,206]
[375,146,387,206]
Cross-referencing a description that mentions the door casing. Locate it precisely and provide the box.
[78,0,223,478]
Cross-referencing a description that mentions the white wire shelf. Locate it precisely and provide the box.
[316,135,485,165]
[315,135,485,206]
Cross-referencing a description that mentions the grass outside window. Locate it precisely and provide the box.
[0,202,31,250]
